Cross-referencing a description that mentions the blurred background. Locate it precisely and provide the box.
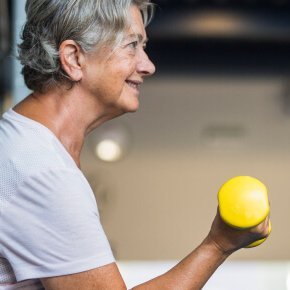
[2,0,290,288]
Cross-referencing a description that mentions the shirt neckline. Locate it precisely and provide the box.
[4,108,80,170]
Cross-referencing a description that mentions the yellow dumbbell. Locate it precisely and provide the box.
[218,176,271,248]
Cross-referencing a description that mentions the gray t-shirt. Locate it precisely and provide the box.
[0,109,115,289]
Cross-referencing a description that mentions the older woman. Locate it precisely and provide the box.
[0,0,268,289]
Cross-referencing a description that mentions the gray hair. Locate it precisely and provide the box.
[18,0,154,92]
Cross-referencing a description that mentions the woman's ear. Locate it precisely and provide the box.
[59,40,84,82]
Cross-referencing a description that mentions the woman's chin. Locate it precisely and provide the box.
[123,98,140,113]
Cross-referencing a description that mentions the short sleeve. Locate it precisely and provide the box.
[0,168,115,282]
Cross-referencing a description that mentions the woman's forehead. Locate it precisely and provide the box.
[126,7,147,40]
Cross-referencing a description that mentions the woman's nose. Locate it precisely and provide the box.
[137,50,156,77]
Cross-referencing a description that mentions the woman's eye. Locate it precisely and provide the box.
[128,41,138,49]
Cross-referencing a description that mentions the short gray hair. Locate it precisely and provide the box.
[18,0,154,92]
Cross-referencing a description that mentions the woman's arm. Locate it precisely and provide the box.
[42,212,269,290]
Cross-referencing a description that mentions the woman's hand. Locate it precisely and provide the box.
[207,208,270,255]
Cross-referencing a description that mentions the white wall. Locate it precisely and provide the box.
[118,261,290,290]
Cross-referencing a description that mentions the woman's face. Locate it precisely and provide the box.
[82,5,156,115]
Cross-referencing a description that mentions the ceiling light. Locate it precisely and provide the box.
[89,122,132,163]
[95,139,122,162]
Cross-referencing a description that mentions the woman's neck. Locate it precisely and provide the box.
[13,87,109,168]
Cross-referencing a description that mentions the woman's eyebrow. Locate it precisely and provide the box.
[127,33,148,44]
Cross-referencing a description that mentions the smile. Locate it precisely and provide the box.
[126,80,142,92]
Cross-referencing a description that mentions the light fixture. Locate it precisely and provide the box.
[201,124,247,148]
[95,139,122,162]
[89,122,132,163]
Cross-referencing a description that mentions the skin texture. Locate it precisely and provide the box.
[13,5,270,290]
